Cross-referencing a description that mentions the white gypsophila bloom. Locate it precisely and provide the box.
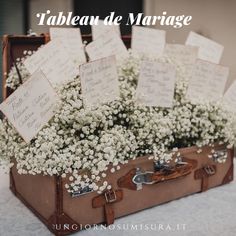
[1,50,236,194]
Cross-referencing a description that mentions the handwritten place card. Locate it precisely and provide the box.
[85,30,128,61]
[50,27,86,64]
[24,40,79,86]
[0,71,59,143]
[185,31,224,64]
[92,20,121,40]
[136,60,176,107]
[80,56,120,108]
[131,26,166,58]
[187,60,229,103]
[222,81,236,113]
[163,44,198,65]
[163,44,198,77]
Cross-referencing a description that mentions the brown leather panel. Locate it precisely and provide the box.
[222,164,234,185]
[182,157,198,169]
[11,165,56,220]
[48,212,80,235]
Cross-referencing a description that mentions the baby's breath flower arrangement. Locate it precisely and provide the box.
[0,50,235,194]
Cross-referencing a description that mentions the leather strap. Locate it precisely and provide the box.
[104,204,115,225]
[117,169,137,190]
[152,162,193,182]
[194,165,216,192]
[92,189,123,226]
[118,158,195,190]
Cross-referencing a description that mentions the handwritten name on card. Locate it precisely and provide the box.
[131,26,166,58]
[187,60,229,103]
[0,71,59,143]
[80,56,120,108]
[92,20,121,40]
[49,27,86,64]
[24,40,79,86]
[163,44,198,78]
[136,60,176,107]
[223,81,236,113]
[163,44,198,65]
[85,30,128,61]
[185,31,224,64]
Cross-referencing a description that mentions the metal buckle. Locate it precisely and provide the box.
[204,165,216,175]
[104,190,117,203]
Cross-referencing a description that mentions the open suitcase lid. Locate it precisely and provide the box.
[2,34,132,99]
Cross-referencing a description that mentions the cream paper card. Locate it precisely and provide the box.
[50,27,86,64]
[187,59,229,103]
[163,44,198,77]
[0,71,59,143]
[223,81,236,113]
[131,26,166,58]
[136,60,176,107]
[92,20,120,40]
[80,56,120,108]
[85,30,128,61]
[24,40,79,86]
[185,31,224,64]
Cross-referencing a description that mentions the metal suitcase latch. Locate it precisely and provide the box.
[212,149,228,163]
[132,168,155,190]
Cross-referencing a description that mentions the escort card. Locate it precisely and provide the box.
[92,20,121,40]
[85,30,128,61]
[136,60,176,107]
[80,56,120,108]
[131,26,166,58]
[185,31,224,64]
[24,40,79,86]
[50,27,86,64]
[0,71,59,143]
[163,44,198,65]
[222,81,236,113]
[187,60,229,103]
[163,44,198,77]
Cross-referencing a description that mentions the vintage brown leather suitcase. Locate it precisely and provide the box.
[1,35,234,236]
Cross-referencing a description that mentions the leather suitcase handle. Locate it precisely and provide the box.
[118,157,197,190]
